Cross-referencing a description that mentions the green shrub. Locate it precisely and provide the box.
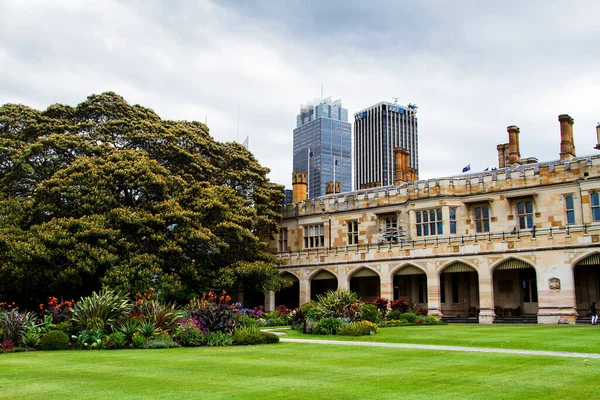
[385,310,403,321]
[205,331,232,346]
[20,330,42,348]
[71,289,132,331]
[232,327,279,345]
[117,319,140,343]
[358,304,381,324]
[400,312,418,324]
[1,310,27,343]
[106,332,126,349]
[40,330,70,350]
[138,321,157,339]
[54,321,74,336]
[141,301,184,332]
[132,332,147,349]
[307,290,359,321]
[144,338,181,349]
[339,321,378,336]
[259,332,279,344]
[313,317,344,335]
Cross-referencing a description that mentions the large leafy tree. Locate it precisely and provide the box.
[0,92,285,307]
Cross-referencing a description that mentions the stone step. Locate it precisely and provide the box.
[493,317,537,324]
[441,317,479,324]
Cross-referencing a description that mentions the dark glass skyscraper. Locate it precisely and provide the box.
[293,97,352,199]
[354,102,419,189]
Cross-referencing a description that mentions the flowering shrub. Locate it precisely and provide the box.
[41,297,74,323]
[188,291,237,333]
[172,317,208,347]
[390,299,410,313]
[373,297,389,317]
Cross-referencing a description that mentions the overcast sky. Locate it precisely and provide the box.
[2,0,599,189]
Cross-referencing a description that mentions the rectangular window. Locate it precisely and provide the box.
[451,274,459,304]
[347,220,358,245]
[516,200,534,229]
[303,224,324,249]
[564,195,575,225]
[474,205,490,233]
[416,209,442,237]
[379,215,400,243]
[449,208,457,234]
[591,193,600,222]
[278,228,288,252]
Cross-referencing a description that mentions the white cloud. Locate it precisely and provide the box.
[1,0,599,188]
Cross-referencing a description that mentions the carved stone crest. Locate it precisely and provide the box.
[548,277,561,290]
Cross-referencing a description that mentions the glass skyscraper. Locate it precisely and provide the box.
[293,97,352,199]
[354,102,419,189]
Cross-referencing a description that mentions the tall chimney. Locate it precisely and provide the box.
[496,143,509,168]
[507,125,521,167]
[595,123,600,150]
[558,114,576,160]
[393,147,410,185]
[292,172,307,203]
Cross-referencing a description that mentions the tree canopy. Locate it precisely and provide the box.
[0,92,286,307]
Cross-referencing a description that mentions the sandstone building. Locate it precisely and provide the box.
[268,115,600,324]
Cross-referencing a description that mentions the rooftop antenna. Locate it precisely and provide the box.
[392,97,400,104]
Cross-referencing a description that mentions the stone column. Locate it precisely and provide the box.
[478,268,495,324]
[299,279,310,305]
[427,272,442,317]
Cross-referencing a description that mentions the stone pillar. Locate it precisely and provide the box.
[594,123,600,150]
[292,172,307,203]
[559,114,576,160]
[477,270,495,324]
[426,273,442,317]
[380,271,394,301]
[497,143,509,168]
[299,279,310,305]
[507,125,521,167]
[264,291,276,312]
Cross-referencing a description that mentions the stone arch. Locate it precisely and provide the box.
[491,257,538,319]
[390,263,428,305]
[489,256,535,273]
[348,266,381,302]
[309,268,338,301]
[275,271,300,309]
[572,251,600,317]
[438,260,480,319]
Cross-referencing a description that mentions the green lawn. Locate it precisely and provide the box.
[2,325,600,399]
[278,324,600,353]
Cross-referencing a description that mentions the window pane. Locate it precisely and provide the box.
[526,201,533,214]
[475,207,481,219]
[565,196,574,209]
[483,206,489,218]
[592,193,599,206]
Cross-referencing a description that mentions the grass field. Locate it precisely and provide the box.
[278,324,600,353]
[1,325,599,399]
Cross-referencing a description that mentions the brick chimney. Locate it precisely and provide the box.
[558,114,576,160]
[325,181,340,195]
[292,172,307,203]
[507,125,521,167]
[496,143,509,168]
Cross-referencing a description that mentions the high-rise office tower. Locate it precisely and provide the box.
[354,102,419,189]
[293,97,352,199]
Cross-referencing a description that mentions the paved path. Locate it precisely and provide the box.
[277,337,600,359]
